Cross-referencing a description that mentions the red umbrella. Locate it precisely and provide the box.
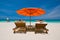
[16,8,45,25]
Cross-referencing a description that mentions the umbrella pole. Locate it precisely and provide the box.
[30,16,31,26]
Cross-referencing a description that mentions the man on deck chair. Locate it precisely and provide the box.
[13,19,26,33]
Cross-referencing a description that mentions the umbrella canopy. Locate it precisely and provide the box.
[16,8,45,26]
[16,8,45,16]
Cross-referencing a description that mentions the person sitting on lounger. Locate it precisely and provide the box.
[15,19,25,23]
[36,20,47,24]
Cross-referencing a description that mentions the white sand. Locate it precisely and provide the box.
[0,22,60,40]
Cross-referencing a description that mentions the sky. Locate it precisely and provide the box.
[0,0,60,20]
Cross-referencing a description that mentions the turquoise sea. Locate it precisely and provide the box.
[0,19,60,23]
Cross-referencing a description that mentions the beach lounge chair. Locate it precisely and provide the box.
[13,22,26,33]
[35,24,48,34]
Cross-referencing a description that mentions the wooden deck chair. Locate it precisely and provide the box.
[13,22,26,33]
[35,24,48,34]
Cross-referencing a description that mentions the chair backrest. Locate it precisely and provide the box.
[15,22,26,28]
[35,24,47,29]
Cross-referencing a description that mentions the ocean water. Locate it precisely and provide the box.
[0,19,60,23]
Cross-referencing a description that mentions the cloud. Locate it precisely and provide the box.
[32,5,60,20]
[45,5,60,18]
[0,9,16,18]
[0,9,15,14]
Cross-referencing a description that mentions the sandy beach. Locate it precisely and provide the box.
[0,22,60,40]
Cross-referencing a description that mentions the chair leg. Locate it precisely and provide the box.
[13,31,15,33]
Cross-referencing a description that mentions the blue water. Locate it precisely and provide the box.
[0,19,60,23]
